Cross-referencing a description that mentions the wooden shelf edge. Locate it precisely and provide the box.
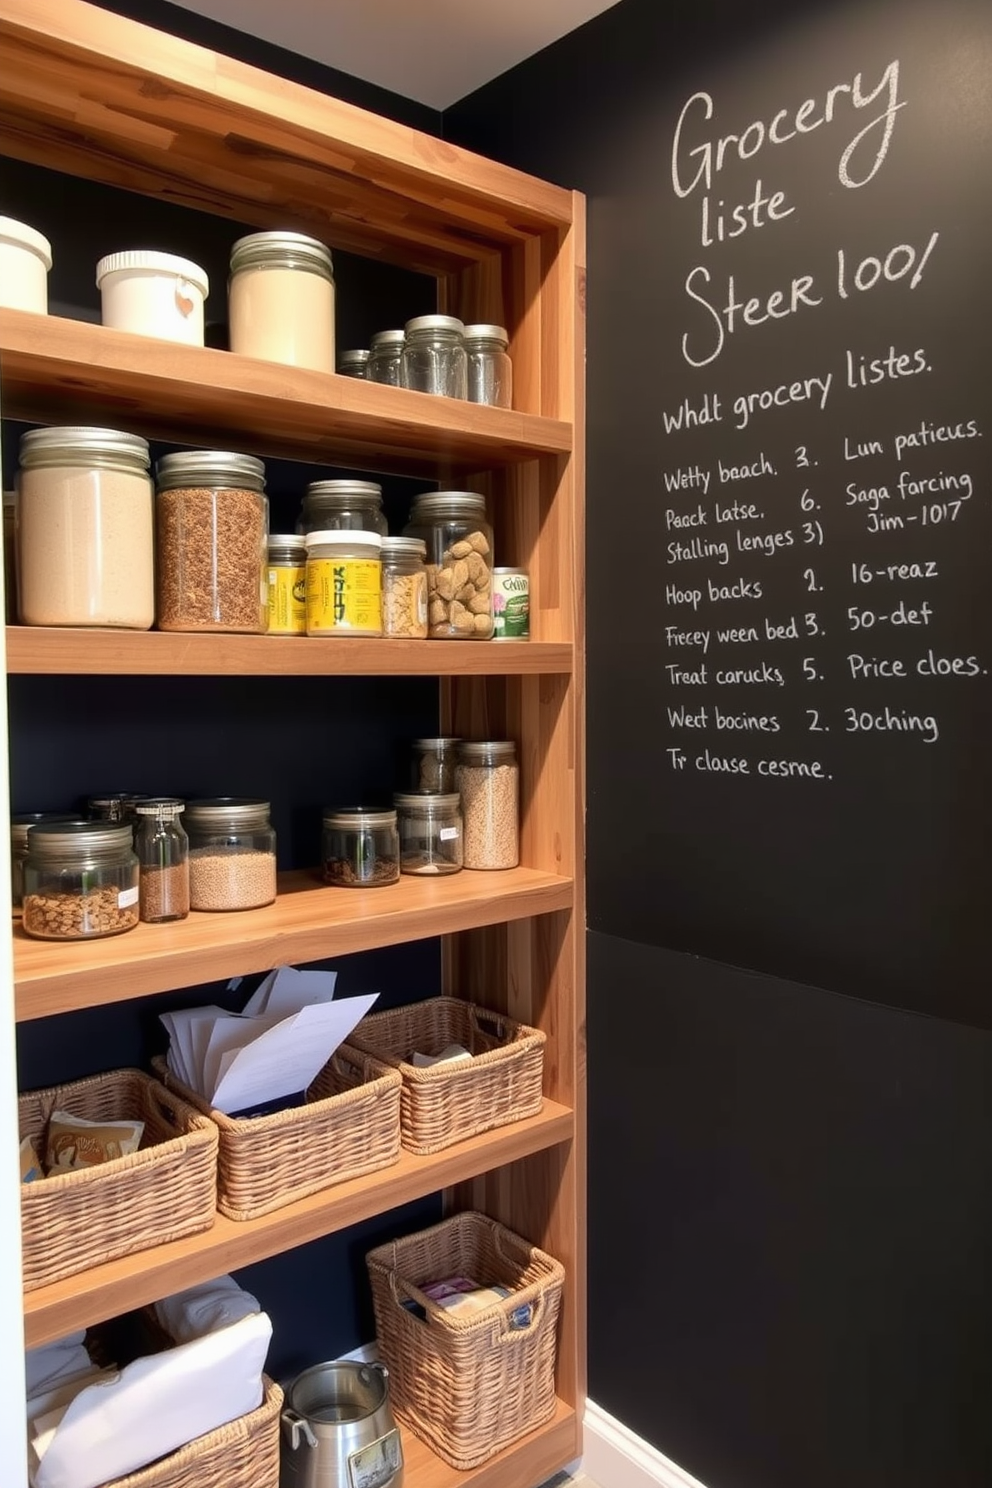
[4,626,574,677]
[14,868,576,1019]
[400,1400,579,1488]
[22,1101,575,1345]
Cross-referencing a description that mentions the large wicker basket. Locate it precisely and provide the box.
[19,1068,217,1291]
[152,1044,401,1220]
[366,1211,564,1469]
[348,997,545,1154]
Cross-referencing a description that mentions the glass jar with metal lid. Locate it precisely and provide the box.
[403,491,493,639]
[410,737,462,794]
[155,450,268,634]
[464,324,513,408]
[22,820,139,940]
[322,807,400,887]
[11,812,83,916]
[301,479,387,537]
[367,329,405,387]
[305,530,382,637]
[134,798,189,923]
[228,230,335,373]
[338,349,370,379]
[394,792,463,876]
[266,533,307,635]
[182,798,277,911]
[455,740,520,870]
[16,426,154,629]
[87,793,151,825]
[401,314,467,398]
[381,536,428,639]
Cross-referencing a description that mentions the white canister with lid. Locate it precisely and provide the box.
[0,216,52,314]
[229,230,335,373]
[96,250,209,345]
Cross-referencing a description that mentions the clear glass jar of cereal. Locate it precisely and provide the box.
[381,537,428,639]
[22,820,139,940]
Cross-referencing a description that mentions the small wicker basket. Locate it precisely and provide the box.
[19,1068,217,1291]
[366,1210,564,1469]
[348,997,545,1154]
[152,1043,401,1221]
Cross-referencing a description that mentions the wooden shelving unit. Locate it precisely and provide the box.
[0,1,586,1483]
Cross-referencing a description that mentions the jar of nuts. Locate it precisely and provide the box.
[404,491,494,639]
[22,820,139,940]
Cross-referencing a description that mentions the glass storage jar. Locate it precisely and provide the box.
[16,426,154,629]
[155,450,268,633]
[11,812,82,916]
[410,737,462,794]
[305,530,382,637]
[229,230,335,373]
[301,480,387,537]
[404,491,493,639]
[381,536,428,639]
[183,798,277,911]
[322,807,400,887]
[464,323,513,408]
[266,534,307,635]
[455,740,520,870]
[338,349,370,379]
[401,315,467,398]
[87,793,151,825]
[134,798,190,922]
[367,329,405,386]
[394,792,463,875]
[22,820,139,940]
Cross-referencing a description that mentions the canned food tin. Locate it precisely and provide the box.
[492,567,529,640]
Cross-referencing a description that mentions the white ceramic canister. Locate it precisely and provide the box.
[0,216,52,313]
[96,250,209,346]
[228,230,335,373]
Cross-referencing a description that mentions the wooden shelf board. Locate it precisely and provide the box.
[399,1400,578,1488]
[22,1100,574,1345]
[14,868,575,1019]
[5,626,573,677]
[0,310,572,475]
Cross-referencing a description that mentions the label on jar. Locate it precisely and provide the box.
[492,570,529,639]
[439,826,460,840]
[267,563,307,634]
[117,886,140,908]
[306,558,382,635]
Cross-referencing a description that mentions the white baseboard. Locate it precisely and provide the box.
[582,1400,712,1488]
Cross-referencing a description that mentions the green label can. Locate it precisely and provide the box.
[492,567,529,640]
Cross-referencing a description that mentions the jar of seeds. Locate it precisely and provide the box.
[155,451,267,633]
[322,807,400,887]
[135,798,189,922]
[381,537,428,638]
[455,740,519,870]
[394,792,462,875]
[22,820,139,940]
[183,798,277,911]
[410,737,461,794]
[403,491,493,639]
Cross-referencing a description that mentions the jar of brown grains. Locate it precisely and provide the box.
[455,740,520,870]
[155,450,268,633]
[22,820,139,940]
[135,798,190,923]
[182,798,277,911]
[403,491,494,639]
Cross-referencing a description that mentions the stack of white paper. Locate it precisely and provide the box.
[159,966,378,1115]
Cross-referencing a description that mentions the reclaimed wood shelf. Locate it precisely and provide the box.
[400,1401,577,1488]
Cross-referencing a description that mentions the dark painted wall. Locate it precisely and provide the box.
[447,1,992,1484]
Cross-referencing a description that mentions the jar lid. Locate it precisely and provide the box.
[182,797,271,824]
[339,349,370,368]
[26,820,135,855]
[229,231,333,280]
[11,812,83,848]
[463,324,509,346]
[305,480,383,505]
[88,793,152,819]
[381,536,426,559]
[370,329,405,349]
[456,740,517,764]
[95,250,209,296]
[134,797,186,816]
[492,567,528,577]
[323,806,397,829]
[305,529,382,550]
[411,736,462,751]
[156,450,266,492]
[394,792,461,811]
[408,491,487,518]
[0,215,52,270]
[404,314,465,337]
[18,426,150,469]
[268,533,307,559]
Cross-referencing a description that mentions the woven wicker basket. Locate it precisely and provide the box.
[152,1044,401,1220]
[19,1068,217,1291]
[366,1211,564,1469]
[348,997,545,1154]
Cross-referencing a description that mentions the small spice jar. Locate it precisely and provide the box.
[16,426,154,629]
[464,324,513,408]
[266,534,307,635]
[11,812,82,916]
[322,807,400,887]
[183,798,277,912]
[401,315,467,399]
[229,230,335,373]
[305,530,382,637]
[368,329,406,387]
[22,820,139,940]
[134,798,190,923]
[410,737,462,794]
[455,740,520,870]
[155,450,268,634]
[404,491,493,639]
[338,349,370,379]
[394,792,463,876]
[301,480,387,538]
[381,537,428,639]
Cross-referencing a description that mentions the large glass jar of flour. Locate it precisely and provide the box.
[229,231,335,374]
[16,426,154,629]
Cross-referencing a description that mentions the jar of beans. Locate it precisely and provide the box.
[403,491,493,639]
[22,820,139,940]
[455,740,520,870]
[322,807,400,887]
[182,798,277,911]
[155,450,268,633]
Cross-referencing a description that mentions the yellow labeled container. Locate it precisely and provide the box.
[267,534,307,635]
[305,529,382,637]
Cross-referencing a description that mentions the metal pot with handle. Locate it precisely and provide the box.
[280,1359,404,1488]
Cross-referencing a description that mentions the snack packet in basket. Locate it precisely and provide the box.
[45,1111,144,1173]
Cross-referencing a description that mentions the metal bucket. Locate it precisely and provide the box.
[280,1359,404,1488]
